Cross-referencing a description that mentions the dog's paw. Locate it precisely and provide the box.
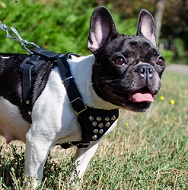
[68,171,83,190]
[22,176,40,189]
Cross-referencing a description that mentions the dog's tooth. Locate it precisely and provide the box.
[92,135,98,140]
[99,129,104,134]
[96,116,102,121]
[105,122,111,127]
[92,121,97,127]
[98,123,104,128]
[105,117,110,121]
[93,129,98,134]
[89,116,94,121]
[111,115,116,121]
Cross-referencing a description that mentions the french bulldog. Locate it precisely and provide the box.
[0,6,165,188]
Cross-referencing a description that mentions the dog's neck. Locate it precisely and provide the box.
[68,54,119,110]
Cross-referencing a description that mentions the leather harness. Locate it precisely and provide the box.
[19,48,119,149]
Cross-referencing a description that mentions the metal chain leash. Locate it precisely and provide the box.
[0,21,40,54]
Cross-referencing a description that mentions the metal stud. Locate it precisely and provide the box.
[93,129,98,134]
[92,135,98,140]
[105,116,110,121]
[99,129,104,134]
[98,123,104,128]
[105,122,111,127]
[26,100,30,105]
[92,121,97,127]
[89,116,94,121]
[111,115,116,121]
[96,116,102,121]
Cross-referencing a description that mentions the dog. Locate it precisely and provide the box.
[0,6,165,188]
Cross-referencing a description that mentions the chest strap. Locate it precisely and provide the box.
[20,48,119,148]
[55,52,119,148]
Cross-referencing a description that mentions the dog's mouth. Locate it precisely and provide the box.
[129,87,154,103]
[105,85,155,111]
[107,86,154,102]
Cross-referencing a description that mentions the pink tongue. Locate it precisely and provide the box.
[131,92,154,103]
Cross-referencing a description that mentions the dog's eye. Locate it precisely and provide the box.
[157,57,164,66]
[114,57,126,65]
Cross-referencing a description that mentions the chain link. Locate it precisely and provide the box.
[0,21,40,54]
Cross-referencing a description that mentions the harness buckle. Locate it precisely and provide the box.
[70,97,87,115]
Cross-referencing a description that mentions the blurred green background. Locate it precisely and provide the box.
[0,0,188,64]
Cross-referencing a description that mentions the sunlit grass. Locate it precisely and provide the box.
[0,70,188,189]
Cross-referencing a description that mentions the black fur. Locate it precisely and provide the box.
[92,35,165,111]
[88,7,165,112]
[0,54,53,123]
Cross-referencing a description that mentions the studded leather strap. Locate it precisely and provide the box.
[77,107,119,148]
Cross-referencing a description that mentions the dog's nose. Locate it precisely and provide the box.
[136,64,153,79]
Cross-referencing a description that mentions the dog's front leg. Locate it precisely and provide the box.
[24,128,52,189]
[70,140,100,183]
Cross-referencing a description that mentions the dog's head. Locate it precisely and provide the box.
[88,7,165,112]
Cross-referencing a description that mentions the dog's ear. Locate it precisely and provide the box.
[88,6,118,53]
[137,9,156,47]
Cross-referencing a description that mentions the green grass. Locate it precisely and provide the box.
[0,70,188,190]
